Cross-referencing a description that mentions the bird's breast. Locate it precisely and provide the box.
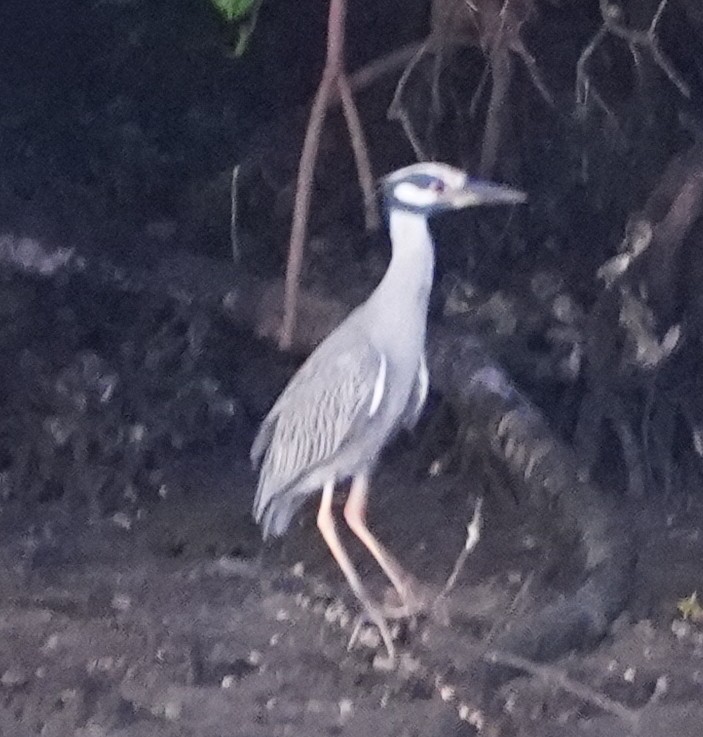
[378,337,425,423]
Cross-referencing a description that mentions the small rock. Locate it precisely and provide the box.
[372,654,396,673]
[163,700,182,721]
[1,668,28,688]
[339,698,354,721]
[650,675,668,702]
[672,619,691,639]
[111,512,132,530]
[324,600,348,625]
[42,634,60,653]
[459,703,485,729]
[247,650,262,666]
[111,593,132,612]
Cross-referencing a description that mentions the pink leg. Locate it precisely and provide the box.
[344,473,426,617]
[316,478,395,666]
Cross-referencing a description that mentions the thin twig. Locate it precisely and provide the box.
[484,649,641,727]
[338,73,380,231]
[430,46,445,120]
[483,571,533,649]
[581,0,690,108]
[280,66,335,350]
[469,62,491,119]
[388,39,432,161]
[343,42,422,101]
[473,0,553,175]
[480,37,512,177]
[610,401,646,498]
[576,17,606,108]
[513,43,554,107]
[230,164,241,266]
[440,496,483,597]
[496,0,554,108]
[391,0,553,169]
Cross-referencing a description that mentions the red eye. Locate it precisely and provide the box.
[431,179,445,193]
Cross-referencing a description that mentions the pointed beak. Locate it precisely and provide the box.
[450,178,527,208]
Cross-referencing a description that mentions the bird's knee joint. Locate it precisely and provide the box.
[343,500,364,530]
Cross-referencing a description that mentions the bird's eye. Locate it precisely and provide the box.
[430,179,446,193]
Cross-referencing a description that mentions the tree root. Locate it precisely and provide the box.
[484,649,640,727]
[427,324,636,689]
[579,142,703,499]
[576,0,690,118]
[389,0,554,175]
[279,0,380,351]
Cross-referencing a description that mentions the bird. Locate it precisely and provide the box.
[251,161,526,666]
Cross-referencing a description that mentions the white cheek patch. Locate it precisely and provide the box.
[441,169,466,190]
[394,181,439,208]
[369,353,387,417]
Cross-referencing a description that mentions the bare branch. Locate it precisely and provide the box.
[484,649,641,726]
[580,0,691,111]
[280,66,335,350]
[230,164,241,266]
[439,496,483,598]
[387,39,433,161]
[338,74,380,232]
[280,0,380,350]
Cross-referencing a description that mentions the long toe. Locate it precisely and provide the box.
[347,606,396,669]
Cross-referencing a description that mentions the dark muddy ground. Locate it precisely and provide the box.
[1,441,703,737]
[2,0,703,735]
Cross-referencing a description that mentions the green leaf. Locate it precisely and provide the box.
[210,0,259,23]
[209,0,263,56]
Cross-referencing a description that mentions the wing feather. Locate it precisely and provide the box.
[252,333,384,535]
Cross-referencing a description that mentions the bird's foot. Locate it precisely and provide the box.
[347,605,396,669]
[345,579,432,669]
[380,576,431,619]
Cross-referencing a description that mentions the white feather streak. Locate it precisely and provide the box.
[369,354,387,417]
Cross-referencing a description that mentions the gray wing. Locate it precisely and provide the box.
[401,352,429,430]
[251,332,385,537]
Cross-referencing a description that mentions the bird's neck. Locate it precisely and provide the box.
[374,209,435,310]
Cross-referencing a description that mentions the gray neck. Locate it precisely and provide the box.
[371,209,435,312]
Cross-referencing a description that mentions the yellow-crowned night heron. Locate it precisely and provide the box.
[251,162,526,664]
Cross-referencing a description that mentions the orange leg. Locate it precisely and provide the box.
[316,477,395,666]
[344,473,426,617]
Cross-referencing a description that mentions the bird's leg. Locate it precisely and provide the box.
[316,478,396,667]
[344,473,427,618]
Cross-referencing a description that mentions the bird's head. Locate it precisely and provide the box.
[381,162,526,216]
